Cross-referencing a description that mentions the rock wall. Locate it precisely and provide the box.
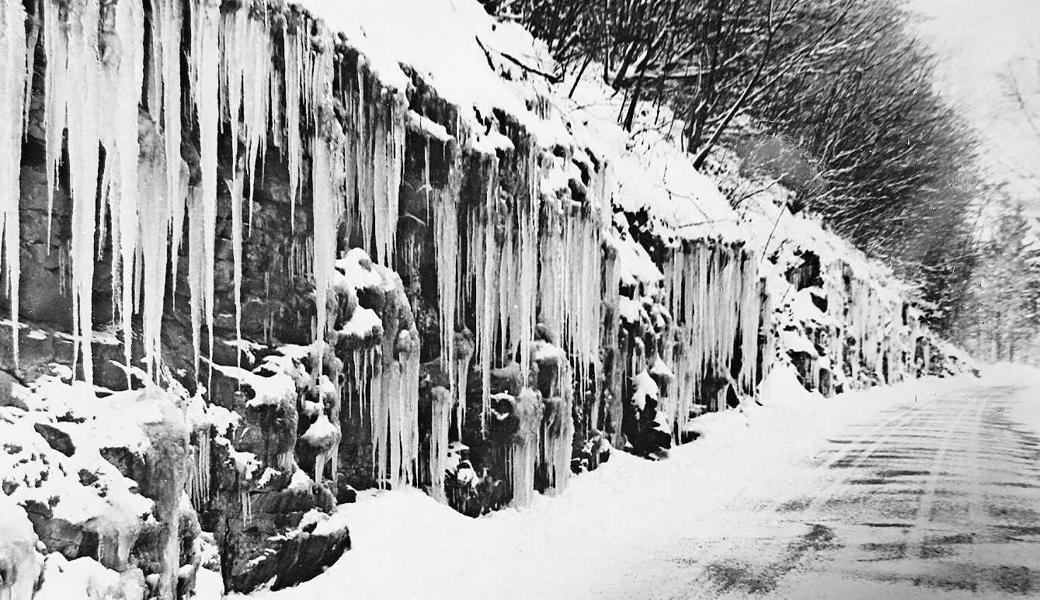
[0,0,969,598]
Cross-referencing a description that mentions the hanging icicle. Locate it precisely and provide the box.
[454,331,473,440]
[433,157,464,435]
[509,388,541,508]
[516,145,540,385]
[429,386,452,503]
[371,92,406,265]
[188,428,212,510]
[138,114,173,376]
[282,20,307,228]
[99,0,146,379]
[189,0,221,379]
[371,329,421,489]
[0,0,27,366]
[43,0,103,386]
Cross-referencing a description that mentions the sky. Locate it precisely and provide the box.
[910,0,1040,206]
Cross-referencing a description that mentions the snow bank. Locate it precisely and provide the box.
[243,369,974,600]
[983,362,1040,437]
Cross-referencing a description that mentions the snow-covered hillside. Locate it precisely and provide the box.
[0,0,973,598]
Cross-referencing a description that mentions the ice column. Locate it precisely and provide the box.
[0,0,27,364]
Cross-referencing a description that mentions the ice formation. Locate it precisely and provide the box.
[509,388,542,508]
[429,386,453,503]
[0,0,26,365]
[664,242,762,431]
[188,0,220,379]
[433,163,462,430]
[0,0,954,531]
[11,0,768,509]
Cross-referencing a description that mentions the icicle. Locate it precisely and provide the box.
[220,7,246,362]
[433,162,464,434]
[355,78,375,255]
[314,450,327,485]
[371,328,421,489]
[283,24,305,228]
[21,4,37,136]
[188,428,212,509]
[152,0,184,286]
[309,36,341,376]
[190,0,221,379]
[600,236,623,444]
[186,187,205,374]
[98,0,146,377]
[477,162,498,432]
[42,0,67,246]
[227,171,245,367]
[45,0,103,386]
[454,335,473,440]
[240,489,252,523]
[429,386,452,503]
[517,146,540,385]
[0,0,27,366]
[434,189,456,389]
[541,370,574,494]
[509,388,541,508]
[372,92,406,265]
[311,135,339,374]
[138,114,172,377]
[219,5,271,235]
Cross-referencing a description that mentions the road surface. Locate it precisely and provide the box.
[635,382,1040,599]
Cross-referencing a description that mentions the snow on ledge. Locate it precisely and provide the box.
[293,0,744,244]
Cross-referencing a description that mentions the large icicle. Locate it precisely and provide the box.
[282,24,306,226]
[138,115,172,377]
[189,0,221,378]
[42,0,67,245]
[151,0,184,278]
[44,0,103,385]
[372,92,406,265]
[509,388,541,507]
[516,148,540,383]
[311,134,339,373]
[429,386,452,502]
[310,38,340,375]
[0,0,27,365]
[474,160,499,432]
[100,0,145,377]
[218,5,256,359]
[373,330,421,489]
[433,161,462,435]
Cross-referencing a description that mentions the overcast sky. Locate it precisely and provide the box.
[910,0,1040,203]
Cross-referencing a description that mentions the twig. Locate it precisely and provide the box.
[474,36,562,84]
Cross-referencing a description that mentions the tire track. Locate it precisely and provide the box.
[903,389,991,561]
[670,389,949,597]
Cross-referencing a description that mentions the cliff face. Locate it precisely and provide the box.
[0,0,970,598]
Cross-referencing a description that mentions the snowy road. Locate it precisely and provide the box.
[636,380,1040,600]
[247,371,1040,600]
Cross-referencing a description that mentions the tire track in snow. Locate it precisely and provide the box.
[664,388,950,598]
[903,388,990,562]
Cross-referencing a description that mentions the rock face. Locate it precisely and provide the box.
[0,1,970,598]
[0,498,44,600]
[1,386,197,599]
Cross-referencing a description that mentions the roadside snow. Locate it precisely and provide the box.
[984,362,1040,437]
[241,369,976,600]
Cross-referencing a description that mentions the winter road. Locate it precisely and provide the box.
[640,382,1040,599]
[251,376,1040,600]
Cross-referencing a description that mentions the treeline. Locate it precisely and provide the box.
[485,0,982,333]
[955,196,1040,362]
[954,57,1040,363]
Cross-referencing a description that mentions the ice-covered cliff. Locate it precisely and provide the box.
[0,0,970,597]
